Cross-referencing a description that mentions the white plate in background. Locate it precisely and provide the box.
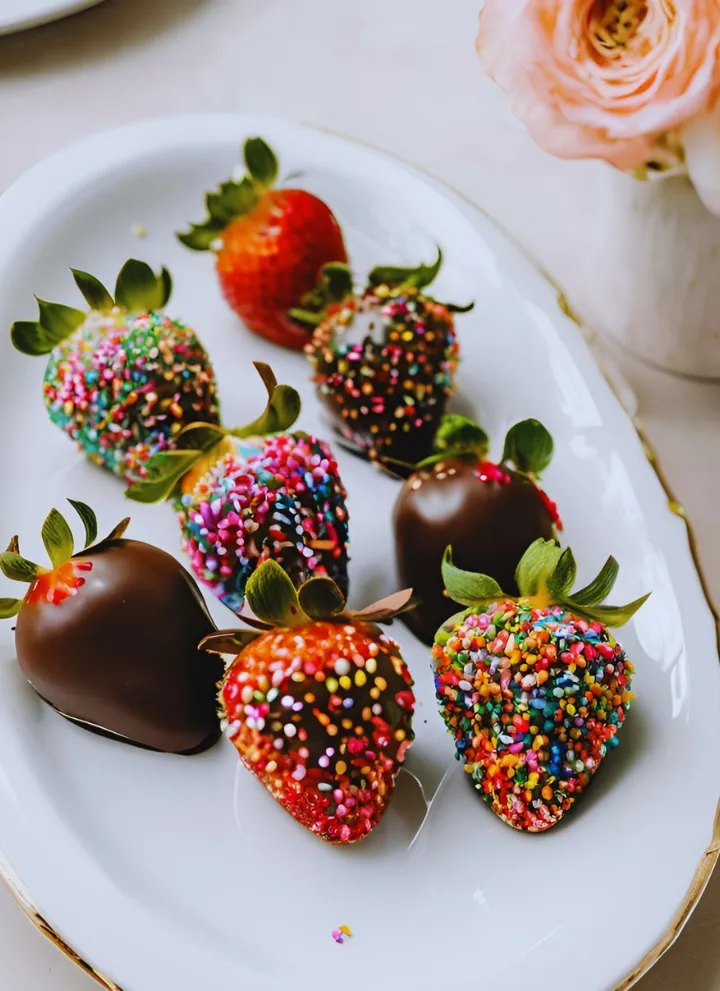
[0,0,104,35]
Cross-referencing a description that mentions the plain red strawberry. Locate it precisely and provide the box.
[203,562,416,844]
[179,137,347,351]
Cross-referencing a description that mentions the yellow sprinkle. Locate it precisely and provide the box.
[374,676,387,692]
[335,761,347,775]
[326,677,339,693]
[339,676,352,690]
[355,670,367,687]
[365,658,378,674]
[369,687,380,700]
[339,925,352,937]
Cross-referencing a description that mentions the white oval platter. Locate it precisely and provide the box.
[0,114,717,991]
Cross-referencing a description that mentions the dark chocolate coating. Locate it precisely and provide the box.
[394,460,556,645]
[15,540,224,754]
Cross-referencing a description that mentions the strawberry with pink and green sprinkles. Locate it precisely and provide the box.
[126,363,350,615]
[11,260,219,484]
[433,539,649,831]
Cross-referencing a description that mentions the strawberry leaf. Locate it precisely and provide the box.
[444,300,475,314]
[10,321,64,356]
[368,247,443,290]
[298,577,346,620]
[515,538,562,598]
[70,269,114,313]
[350,588,418,623]
[231,362,301,439]
[562,593,651,629]
[5,537,19,554]
[245,560,310,627]
[178,175,258,252]
[548,547,577,599]
[177,220,225,252]
[442,546,503,607]
[114,260,172,313]
[36,297,87,338]
[125,450,204,504]
[41,508,74,568]
[67,499,98,549]
[198,629,260,656]
[244,137,279,187]
[0,598,22,619]
[175,422,227,453]
[434,414,489,458]
[0,552,43,583]
[102,517,131,543]
[290,263,354,328]
[502,419,554,476]
[572,556,620,606]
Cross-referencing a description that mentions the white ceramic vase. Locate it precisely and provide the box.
[580,170,720,379]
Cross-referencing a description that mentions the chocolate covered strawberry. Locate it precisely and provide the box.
[202,561,416,843]
[301,252,468,465]
[0,502,223,754]
[178,136,347,351]
[394,415,561,644]
[433,539,649,831]
[126,363,350,615]
[10,260,219,484]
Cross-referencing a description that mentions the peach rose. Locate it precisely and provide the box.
[477,1,720,172]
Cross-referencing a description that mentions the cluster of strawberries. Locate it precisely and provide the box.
[3,135,647,845]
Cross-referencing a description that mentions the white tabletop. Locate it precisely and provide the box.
[0,0,718,987]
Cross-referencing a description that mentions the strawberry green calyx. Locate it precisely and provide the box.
[502,419,554,477]
[442,538,650,629]
[367,247,444,292]
[415,415,553,475]
[291,248,474,331]
[125,362,302,505]
[177,136,280,252]
[10,260,172,357]
[0,501,130,617]
[288,262,355,327]
[199,559,415,649]
[415,414,490,469]
[368,248,473,313]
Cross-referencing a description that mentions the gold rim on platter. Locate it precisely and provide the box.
[0,123,717,991]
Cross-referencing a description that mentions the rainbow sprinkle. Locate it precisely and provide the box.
[433,600,634,831]
[43,311,219,483]
[178,433,350,614]
[220,621,414,843]
[307,284,459,463]
[331,925,353,944]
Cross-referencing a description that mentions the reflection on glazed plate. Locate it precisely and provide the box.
[0,115,717,991]
[0,0,104,35]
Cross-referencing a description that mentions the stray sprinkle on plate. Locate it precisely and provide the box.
[331,925,353,944]
[131,224,148,238]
